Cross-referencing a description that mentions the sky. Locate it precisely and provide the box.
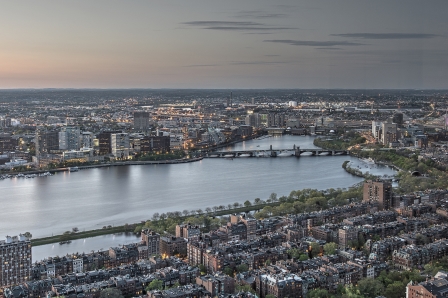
[0,0,447,89]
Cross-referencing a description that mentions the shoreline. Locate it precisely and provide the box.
[1,157,204,177]
[31,202,277,247]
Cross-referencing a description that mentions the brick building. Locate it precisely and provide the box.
[363,180,392,211]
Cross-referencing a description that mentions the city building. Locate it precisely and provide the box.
[159,236,187,257]
[59,126,81,151]
[407,275,448,298]
[0,235,32,287]
[141,229,160,256]
[381,118,398,146]
[338,226,359,250]
[134,111,150,130]
[363,180,392,211]
[111,133,130,159]
[98,131,122,156]
[196,273,235,297]
[175,224,201,239]
[256,273,303,298]
[140,136,171,153]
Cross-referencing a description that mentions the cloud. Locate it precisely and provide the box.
[228,61,289,65]
[263,39,365,47]
[235,10,288,19]
[331,33,438,39]
[183,64,220,68]
[181,21,296,32]
[182,21,261,26]
[315,47,343,50]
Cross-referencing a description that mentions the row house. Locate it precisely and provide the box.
[367,237,406,261]
[196,273,235,297]
[148,284,211,298]
[256,273,303,298]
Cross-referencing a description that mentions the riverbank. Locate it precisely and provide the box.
[31,201,278,247]
[1,157,203,177]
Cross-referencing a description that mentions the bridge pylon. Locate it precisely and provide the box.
[294,145,301,157]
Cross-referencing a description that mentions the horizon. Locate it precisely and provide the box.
[1,0,447,89]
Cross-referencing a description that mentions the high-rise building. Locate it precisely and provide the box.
[0,133,13,154]
[363,180,392,211]
[35,129,59,155]
[0,235,32,287]
[141,229,160,256]
[59,127,80,151]
[81,132,94,148]
[140,136,170,153]
[97,131,122,155]
[111,133,130,159]
[371,121,382,139]
[245,113,261,128]
[133,111,150,130]
[393,112,404,127]
[381,118,398,146]
[267,113,285,127]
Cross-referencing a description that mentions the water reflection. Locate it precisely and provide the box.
[32,233,141,262]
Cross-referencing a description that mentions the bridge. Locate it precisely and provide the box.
[204,145,349,158]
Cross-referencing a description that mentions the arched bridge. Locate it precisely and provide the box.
[204,145,349,158]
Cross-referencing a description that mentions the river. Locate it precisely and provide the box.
[0,135,397,260]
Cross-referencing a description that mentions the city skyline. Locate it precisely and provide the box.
[1,0,447,89]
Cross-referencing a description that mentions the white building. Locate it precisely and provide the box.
[111,133,130,159]
[73,258,83,273]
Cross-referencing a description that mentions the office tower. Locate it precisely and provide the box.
[134,111,150,130]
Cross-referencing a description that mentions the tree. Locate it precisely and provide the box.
[307,289,330,298]
[152,212,160,221]
[385,281,406,298]
[269,193,277,202]
[323,242,338,255]
[299,254,309,261]
[244,200,252,207]
[199,264,207,274]
[183,210,190,216]
[22,232,32,239]
[223,266,234,276]
[146,279,164,292]
[309,242,321,258]
[237,264,249,273]
[357,278,385,298]
[235,284,256,294]
[134,225,143,234]
[254,198,261,205]
[205,207,212,213]
[287,248,301,259]
[100,288,123,298]
[60,231,72,242]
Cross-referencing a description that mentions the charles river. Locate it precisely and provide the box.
[0,136,396,261]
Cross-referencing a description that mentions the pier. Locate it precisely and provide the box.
[204,145,349,158]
